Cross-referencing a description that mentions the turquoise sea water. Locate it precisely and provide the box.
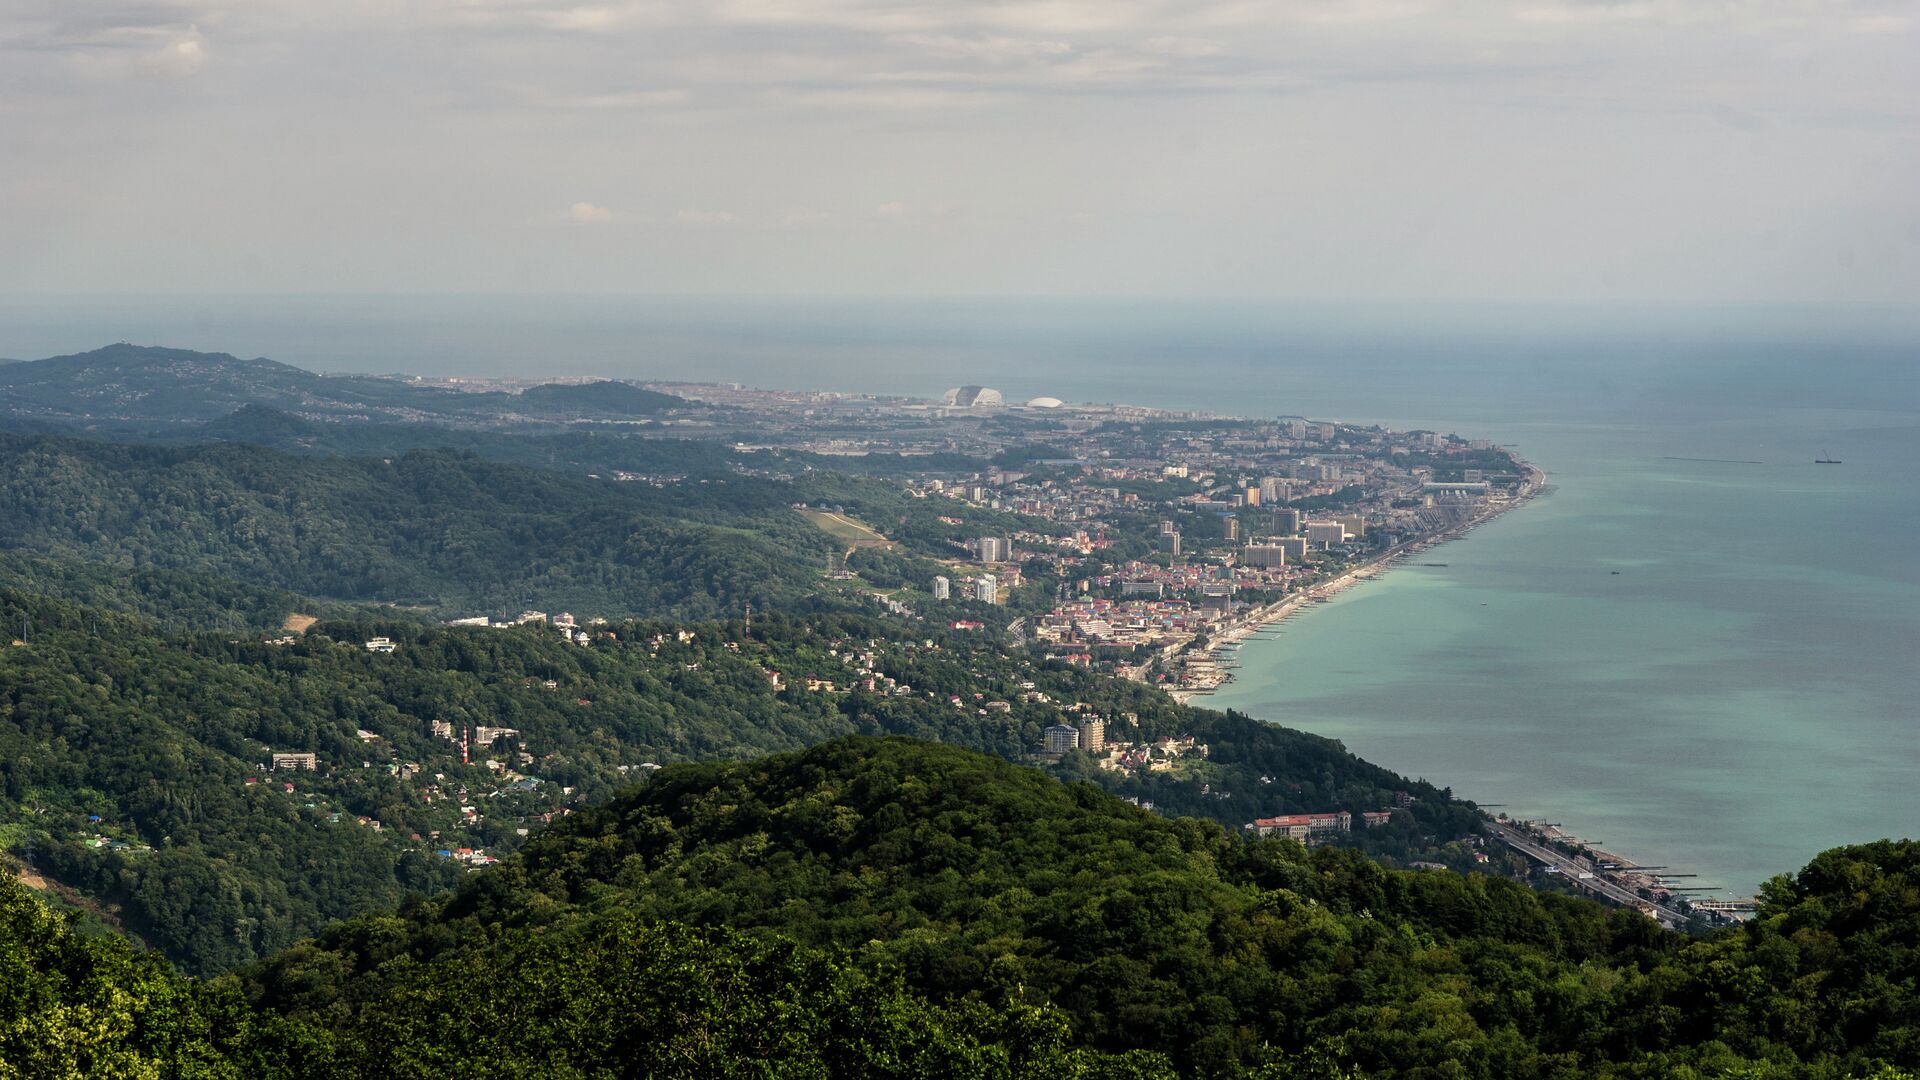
[1208,414,1920,894]
[5,294,1917,893]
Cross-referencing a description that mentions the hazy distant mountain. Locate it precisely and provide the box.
[516,379,686,416]
[0,344,462,426]
[0,343,683,432]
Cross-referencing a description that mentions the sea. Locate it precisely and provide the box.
[5,293,1917,895]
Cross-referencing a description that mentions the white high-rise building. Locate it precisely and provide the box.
[931,575,950,600]
[976,574,998,604]
[1242,544,1288,568]
[1305,521,1349,547]
[1043,723,1081,755]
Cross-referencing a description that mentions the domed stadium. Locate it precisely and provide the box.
[941,386,1004,407]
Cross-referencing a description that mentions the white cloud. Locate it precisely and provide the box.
[35,20,214,80]
[4,0,1916,302]
[783,87,1005,109]
[896,34,1076,61]
[1141,36,1226,58]
[548,6,618,30]
[531,88,691,109]
[139,30,208,77]
[1848,14,1911,33]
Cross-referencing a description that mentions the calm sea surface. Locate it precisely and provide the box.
[6,294,1918,893]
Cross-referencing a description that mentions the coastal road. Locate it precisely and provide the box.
[1486,821,1690,929]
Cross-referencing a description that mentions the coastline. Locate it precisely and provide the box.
[1168,461,1547,704]
[1162,461,1754,922]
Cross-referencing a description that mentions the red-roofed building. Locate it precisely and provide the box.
[1244,811,1351,840]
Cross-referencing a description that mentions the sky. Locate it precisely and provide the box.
[3,0,1917,305]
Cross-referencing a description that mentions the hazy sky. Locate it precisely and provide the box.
[4,0,1917,303]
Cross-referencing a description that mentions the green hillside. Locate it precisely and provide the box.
[1,868,1156,1079]
[0,549,320,630]
[0,587,1476,975]
[193,404,743,476]
[516,379,686,415]
[0,344,704,433]
[237,738,1920,1078]
[0,433,830,619]
[0,344,484,430]
[12,775,1919,1079]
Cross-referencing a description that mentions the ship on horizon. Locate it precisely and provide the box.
[1816,451,1843,464]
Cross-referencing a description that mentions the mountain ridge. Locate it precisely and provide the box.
[0,343,688,431]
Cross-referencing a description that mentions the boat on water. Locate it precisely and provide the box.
[1815,455,1842,464]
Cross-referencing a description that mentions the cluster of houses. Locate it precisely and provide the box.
[442,610,607,646]
[772,641,932,700]
[434,847,500,867]
[1038,717,1211,775]
[1032,596,1218,657]
[82,834,154,854]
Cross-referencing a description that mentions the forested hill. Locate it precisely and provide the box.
[0,587,1475,975]
[516,378,685,415]
[0,593,1915,1076]
[0,549,324,630]
[4,741,1918,1076]
[193,404,745,476]
[0,433,831,618]
[0,867,1162,1080]
[0,344,474,428]
[0,344,693,431]
[239,738,1920,1078]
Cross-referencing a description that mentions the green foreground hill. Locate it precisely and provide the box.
[4,738,1917,1078]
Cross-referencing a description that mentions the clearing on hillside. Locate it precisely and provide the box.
[282,612,319,633]
[796,509,894,549]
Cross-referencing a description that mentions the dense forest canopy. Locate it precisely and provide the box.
[515,379,686,415]
[0,433,833,619]
[8,739,1918,1077]
[0,344,693,432]
[0,344,488,428]
[142,740,1920,1076]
